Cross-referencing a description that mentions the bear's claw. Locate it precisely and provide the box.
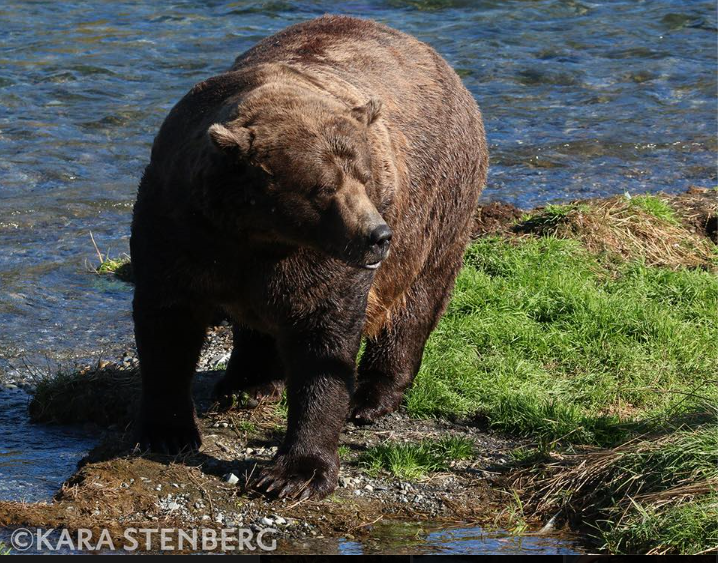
[253,453,338,500]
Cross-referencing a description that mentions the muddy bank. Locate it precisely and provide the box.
[0,368,536,552]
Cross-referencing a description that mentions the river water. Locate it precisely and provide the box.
[0,0,715,374]
[0,0,715,551]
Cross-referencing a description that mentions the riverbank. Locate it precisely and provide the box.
[1,188,716,554]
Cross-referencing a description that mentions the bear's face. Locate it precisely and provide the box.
[207,99,392,270]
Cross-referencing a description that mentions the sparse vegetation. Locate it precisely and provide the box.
[514,415,718,554]
[360,436,474,479]
[629,194,679,225]
[89,231,133,282]
[234,420,256,434]
[513,194,716,269]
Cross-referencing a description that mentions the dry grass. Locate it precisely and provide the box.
[515,195,716,270]
[510,410,718,554]
[29,363,140,426]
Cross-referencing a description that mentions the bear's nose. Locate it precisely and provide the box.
[369,224,393,249]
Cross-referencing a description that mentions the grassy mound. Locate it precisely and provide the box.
[409,191,717,553]
[514,194,716,269]
[409,236,717,443]
[29,364,139,427]
[513,414,717,554]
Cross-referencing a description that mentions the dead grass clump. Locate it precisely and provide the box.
[512,415,718,554]
[515,195,717,270]
[29,363,140,427]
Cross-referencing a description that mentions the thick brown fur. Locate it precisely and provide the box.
[131,15,488,500]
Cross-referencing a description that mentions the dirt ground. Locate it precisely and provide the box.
[0,367,520,553]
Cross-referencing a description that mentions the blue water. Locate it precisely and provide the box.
[0,389,96,502]
[0,0,715,373]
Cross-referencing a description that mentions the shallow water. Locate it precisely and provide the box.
[292,521,582,554]
[0,389,96,502]
[0,0,716,375]
[0,516,582,554]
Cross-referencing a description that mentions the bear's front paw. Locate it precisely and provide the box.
[136,408,202,455]
[253,452,339,500]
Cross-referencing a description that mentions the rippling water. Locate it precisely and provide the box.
[0,0,716,371]
[0,389,95,502]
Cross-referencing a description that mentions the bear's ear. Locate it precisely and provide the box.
[207,123,252,155]
[351,98,382,126]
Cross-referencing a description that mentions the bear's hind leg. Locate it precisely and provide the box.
[351,246,465,424]
[212,325,285,408]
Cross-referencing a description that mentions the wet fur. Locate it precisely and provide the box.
[131,15,488,499]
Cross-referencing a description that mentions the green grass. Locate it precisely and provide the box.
[408,236,718,447]
[90,232,133,282]
[601,491,718,555]
[533,422,718,554]
[96,256,133,282]
[0,542,10,556]
[404,221,717,553]
[359,436,474,480]
[234,420,256,433]
[629,194,679,225]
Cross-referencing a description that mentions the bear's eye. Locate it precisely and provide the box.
[311,184,336,198]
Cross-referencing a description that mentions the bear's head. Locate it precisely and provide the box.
[205,96,391,270]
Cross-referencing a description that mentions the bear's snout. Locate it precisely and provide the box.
[362,223,392,269]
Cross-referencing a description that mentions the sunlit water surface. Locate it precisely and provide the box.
[0,2,714,545]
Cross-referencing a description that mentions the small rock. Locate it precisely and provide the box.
[224,473,240,485]
[155,485,162,491]
[274,516,286,526]
[260,517,274,527]
[364,484,374,492]
[220,422,229,428]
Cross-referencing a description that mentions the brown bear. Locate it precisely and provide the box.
[131,15,488,500]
